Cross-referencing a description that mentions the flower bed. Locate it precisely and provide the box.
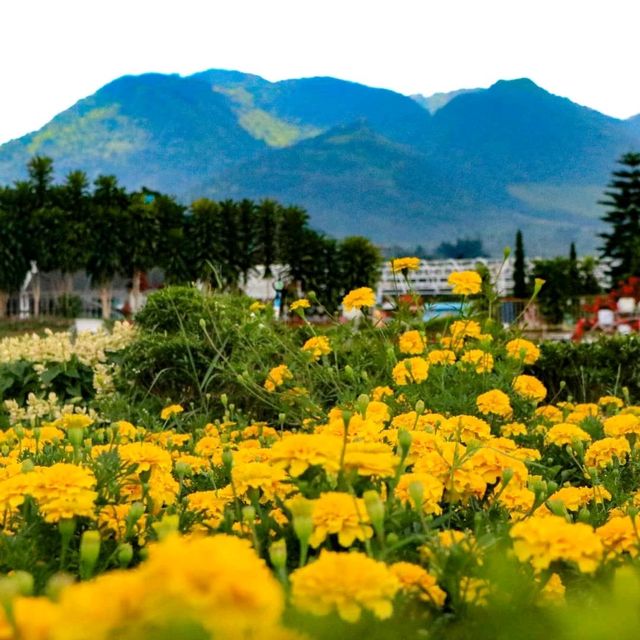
[0,272,639,639]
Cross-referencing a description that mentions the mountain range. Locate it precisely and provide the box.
[0,70,638,256]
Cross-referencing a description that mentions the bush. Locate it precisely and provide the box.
[55,293,83,318]
[530,335,640,402]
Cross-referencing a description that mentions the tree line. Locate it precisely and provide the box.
[0,156,381,317]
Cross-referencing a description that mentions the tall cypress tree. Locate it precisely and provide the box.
[599,152,640,286]
[512,230,528,298]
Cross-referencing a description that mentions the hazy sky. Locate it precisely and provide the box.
[1,0,639,144]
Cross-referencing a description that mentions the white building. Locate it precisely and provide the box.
[377,257,516,299]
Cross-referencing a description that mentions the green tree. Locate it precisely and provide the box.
[337,236,382,293]
[185,198,224,285]
[123,190,165,312]
[530,258,573,325]
[237,199,258,284]
[599,152,640,286]
[218,200,241,287]
[0,208,29,317]
[512,230,528,298]
[277,205,310,294]
[435,237,487,259]
[56,170,91,292]
[87,176,130,318]
[256,200,279,279]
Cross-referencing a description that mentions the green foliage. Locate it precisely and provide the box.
[0,356,94,411]
[512,230,528,298]
[530,335,640,402]
[436,237,488,260]
[531,256,601,324]
[55,294,83,319]
[599,152,640,286]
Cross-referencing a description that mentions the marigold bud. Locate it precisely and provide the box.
[398,429,412,456]
[356,394,370,417]
[11,571,33,597]
[152,514,179,541]
[269,539,287,570]
[222,448,234,469]
[242,506,256,524]
[117,543,134,568]
[45,573,74,601]
[408,481,424,510]
[415,400,425,415]
[67,426,83,448]
[79,530,101,580]
[363,490,385,532]
[174,461,192,478]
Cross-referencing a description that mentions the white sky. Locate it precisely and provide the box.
[1,0,639,145]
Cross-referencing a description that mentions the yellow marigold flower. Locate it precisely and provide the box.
[513,375,547,403]
[510,515,603,573]
[232,462,289,502]
[114,420,139,442]
[438,529,469,548]
[141,534,285,636]
[342,287,376,311]
[98,503,146,541]
[390,562,446,607]
[476,389,512,418]
[598,395,624,409]
[309,492,373,548]
[0,469,38,515]
[372,385,394,401]
[545,423,592,446]
[441,415,491,443]
[30,464,98,523]
[603,413,640,437]
[187,488,233,529]
[538,573,565,606]
[35,425,65,444]
[57,413,94,430]
[264,364,292,392]
[440,335,465,351]
[390,256,421,273]
[450,319,482,338]
[392,357,429,385]
[249,300,266,312]
[501,421,527,437]
[343,442,398,477]
[290,299,311,312]
[194,435,222,459]
[548,486,611,511]
[395,472,444,514]
[13,598,60,640]
[460,349,494,373]
[427,349,456,365]
[585,437,631,468]
[119,442,173,473]
[290,551,400,622]
[495,484,536,518]
[398,330,426,354]
[270,433,342,476]
[505,338,540,365]
[365,400,391,424]
[160,404,183,420]
[460,577,490,606]
[301,336,332,360]
[597,515,640,557]
[391,411,441,432]
[535,405,563,424]
[448,270,482,295]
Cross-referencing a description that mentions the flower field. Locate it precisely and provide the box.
[0,270,640,639]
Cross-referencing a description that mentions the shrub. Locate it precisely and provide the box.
[530,335,640,402]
